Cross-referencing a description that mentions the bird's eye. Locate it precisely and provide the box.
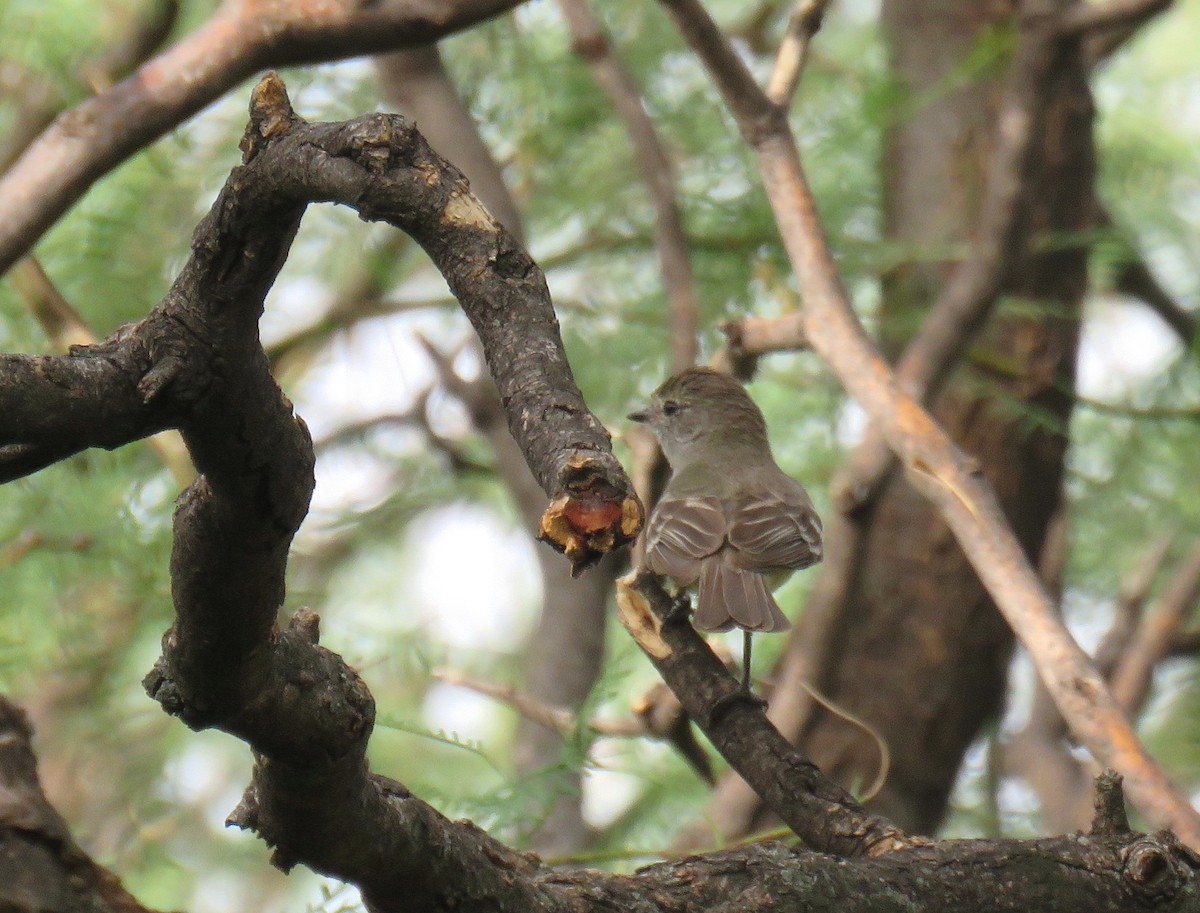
[662,400,682,416]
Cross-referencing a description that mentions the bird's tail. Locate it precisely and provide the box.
[695,559,790,633]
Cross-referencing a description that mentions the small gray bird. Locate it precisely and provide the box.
[629,367,823,689]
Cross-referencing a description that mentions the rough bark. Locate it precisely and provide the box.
[0,695,163,913]
[0,75,639,569]
[376,45,525,239]
[6,686,1200,913]
[377,45,616,851]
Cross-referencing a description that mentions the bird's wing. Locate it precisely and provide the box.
[727,481,823,572]
[644,495,726,586]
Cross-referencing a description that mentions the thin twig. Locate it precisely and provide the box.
[0,1,179,172]
[8,257,96,350]
[1094,534,1176,678]
[1110,541,1200,714]
[1100,207,1197,345]
[765,0,832,107]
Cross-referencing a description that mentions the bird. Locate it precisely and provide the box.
[628,366,823,695]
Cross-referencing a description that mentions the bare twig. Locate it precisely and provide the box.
[82,0,182,92]
[1094,534,1175,679]
[1102,210,1197,345]
[0,1,180,172]
[765,0,832,107]
[1063,0,1176,65]
[437,671,582,735]
[436,670,660,738]
[1110,541,1200,714]
[656,0,1200,848]
[8,258,96,351]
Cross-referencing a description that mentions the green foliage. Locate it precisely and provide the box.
[2,0,1199,907]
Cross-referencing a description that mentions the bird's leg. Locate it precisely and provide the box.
[741,629,754,693]
[705,631,768,727]
[666,591,694,625]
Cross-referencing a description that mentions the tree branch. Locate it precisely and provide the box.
[655,0,1200,848]
[7,256,195,485]
[0,74,639,569]
[765,0,832,107]
[0,0,180,172]
[0,695,165,913]
[4,74,1199,913]
[1100,207,1197,346]
[617,571,908,856]
[0,0,528,279]
[1110,541,1200,714]
[1058,0,1173,36]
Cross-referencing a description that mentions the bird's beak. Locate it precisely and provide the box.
[627,408,650,423]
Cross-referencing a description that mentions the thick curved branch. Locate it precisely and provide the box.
[0,73,639,568]
[0,0,527,279]
[656,0,1200,848]
[7,686,1195,913]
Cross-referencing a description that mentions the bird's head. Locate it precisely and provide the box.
[628,367,768,469]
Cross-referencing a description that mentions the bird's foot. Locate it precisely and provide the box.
[704,686,768,728]
[665,593,693,625]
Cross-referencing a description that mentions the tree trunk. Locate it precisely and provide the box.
[794,0,1094,832]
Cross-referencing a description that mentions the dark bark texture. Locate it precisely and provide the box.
[0,695,163,913]
[377,45,618,852]
[792,0,1093,833]
[5,684,1200,913]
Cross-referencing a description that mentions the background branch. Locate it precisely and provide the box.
[0,0,528,278]
[559,0,699,371]
[655,0,1200,848]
